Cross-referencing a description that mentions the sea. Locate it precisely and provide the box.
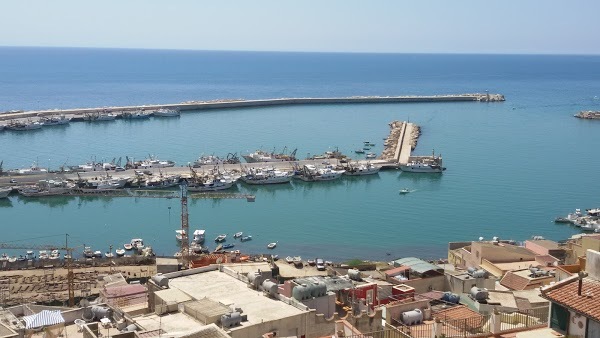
[1,47,600,262]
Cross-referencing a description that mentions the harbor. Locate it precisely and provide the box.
[574,110,600,120]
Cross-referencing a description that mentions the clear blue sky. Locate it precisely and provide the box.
[1,0,598,54]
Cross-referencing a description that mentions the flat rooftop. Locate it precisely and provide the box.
[492,261,537,272]
[169,269,305,327]
[135,312,204,334]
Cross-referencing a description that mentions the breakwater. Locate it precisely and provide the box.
[574,111,600,120]
[0,93,504,121]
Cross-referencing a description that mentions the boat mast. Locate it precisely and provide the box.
[180,182,190,268]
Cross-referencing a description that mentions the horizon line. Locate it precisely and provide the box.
[1,45,599,57]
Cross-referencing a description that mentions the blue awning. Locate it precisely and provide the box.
[23,310,65,329]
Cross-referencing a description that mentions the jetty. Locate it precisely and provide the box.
[0,93,504,122]
[574,110,600,120]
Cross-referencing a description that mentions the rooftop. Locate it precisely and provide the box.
[168,269,306,327]
[294,276,354,292]
[500,269,554,291]
[541,276,600,321]
[491,261,537,272]
[526,239,560,250]
[390,257,443,274]
[135,313,228,337]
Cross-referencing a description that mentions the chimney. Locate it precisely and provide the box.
[578,271,589,296]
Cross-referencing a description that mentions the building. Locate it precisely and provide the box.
[525,239,567,262]
[540,249,600,337]
[387,257,445,293]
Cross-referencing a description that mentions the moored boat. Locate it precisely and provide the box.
[0,187,11,198]
[297,164,345,182]
[234,232,243,239]
[115,249,125,257]
[400,151,446,173]
[122,110,152,119]
[365,152,377,159]
[41,115,71,126]
[344,162,380,176]
[285,256,294,264]
[138,156,175,169]
[153,108,180,117]
[175,229,186,241]
[222,243,235,250]
[5,120,43,131]
[267,242,277,249]
[192,229,206,244]
[554,209,583,223]
[243,148,297,163]
[215,234,227,242]
[241,167,293,185]
[241,235,252,242]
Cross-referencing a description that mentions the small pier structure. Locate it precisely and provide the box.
[381,121,421,165]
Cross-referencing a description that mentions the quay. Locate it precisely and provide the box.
[574,110,600,120]
[0,93,504,122]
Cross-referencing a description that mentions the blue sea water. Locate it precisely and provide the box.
[1,47,600,261]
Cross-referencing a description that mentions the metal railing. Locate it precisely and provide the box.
[499,307,549,332]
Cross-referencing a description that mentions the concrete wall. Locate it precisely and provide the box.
[567,309,587,338]
[385,299,430,326]
[301,293,336,318]
[399,275,446,294]
[586,249,600,281]
[445,273,496,294]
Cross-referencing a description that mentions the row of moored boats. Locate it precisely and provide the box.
[555,208,600,232]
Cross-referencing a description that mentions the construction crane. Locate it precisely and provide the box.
[0,234,76,306]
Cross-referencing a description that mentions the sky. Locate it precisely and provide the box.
[0,0,598,54]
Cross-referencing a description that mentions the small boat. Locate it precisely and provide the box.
[293,256,302,267]
[49,250,60,260]
[115,249,125,257]
[214,243,223,252]
[222,243,235,250]
[105,252,114,258]
[123,243,133,250]
[365,152,377,159]
[39,250,49,260]
[93,251,103,258]
[0,254,8,262]
[241,235,252,242]
[325,260,333,266]
[41,115,71,126]
[234,232,243,239]
[554,209,583,223]
[399,188,410,194]
[215,234,227,242]
[364,141,375,146]
[153,108,180,117]
[7,257,17,263]
[25,251,35,260]
[267,242,277,249]
[285,256,294,264]
[175,229,186,241]
[192,229,206,244]
[307,259,316,266]
[354,149,365,154]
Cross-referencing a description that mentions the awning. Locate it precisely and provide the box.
[23,310,65,329]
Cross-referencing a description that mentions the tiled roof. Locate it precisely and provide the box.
[385,266,410,276]
[541,276,600,321]
[500,271,530,291]
[433,305,483,330]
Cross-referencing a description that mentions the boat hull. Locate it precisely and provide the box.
[188,181,235,192]
[344,168,380,176]
[240,176,292,185]
[399,165,445,173]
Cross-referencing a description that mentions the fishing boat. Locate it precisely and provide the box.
[38,250,49,260]
[354,149,365,154]
[138,156,176,169]
[241,235,252,242]
[153,108,180,117]
[25,251,35,260]
[83,112,117,121]
[399,188,411,194]
[344,162,380,176]
[554,209,583,223]
[234,232,243,239]
[365,152,377,159]
[40,115,71,126]
[192,230,206,244]
[93,251,103,258]
[215,234,227,242]
[0,187,11,198]
[400,151,446,173]
[222,243,235,250]
[242,148,298,163]
[18,180,73,197]
[10,163,48,175]
[285,256,294,264]
[49,250,60,260]
[122,110,152,119]
[364,141,375,146]
[241,167,293,185]
[5,120,43,131]
[192,153,240,167]
[297,164,345,182]
[115,249,125,257]
[130,238,144,250]
[267,242,277,249]
[83,247,94,259]
[188,177,236,192]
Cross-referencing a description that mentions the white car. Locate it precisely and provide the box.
[316,258,326,271]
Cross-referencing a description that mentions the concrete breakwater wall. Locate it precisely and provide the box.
[0,93,505,121]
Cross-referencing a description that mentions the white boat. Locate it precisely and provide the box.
[192,229,206,244]
[25,251,35,260]
[344,162,380,176]
[400,152,446,173]
[307,259,316,266]
[49,250,60,260]
[5,120,43,131]
[93,251,103,258]
[187,176,236,192]
[175,229,186,241]
[0,187,11,198]
[285,256,294,264]
[297,164,345,182]
[153,108,180,117]
[11,163,48,175]
[555,209,583,223]
[105,252,114,258]
[83,247,94,258]
[234,232,243,239]
[0,254,8,262]
[130,238,144,250]
[122,110,152,119]
[399,188,410,194]
[241,235,252,242]
[84,112,116,121]
[138,156,175,169]
[267,242,277,249]
[142,174,180,189]
[115,249,125,257]
[365,153,377,159]
[123,243,133,250]
[38,250,49,260]
[241,167,293,185]
[293,256,302,266]
[215,234,227,242]
[41,115,71,126]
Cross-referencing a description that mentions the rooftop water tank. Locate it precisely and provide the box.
[472,270,487,278]
[262,280,279,296]
[310,282,327,298]
[248,272,264,289]
[467,267,476,275]
[91,306,112,320]
[151,274,169,288]
[441,292,460,304]
[292,284,311,301]
[221,312,242,328]
[401,309,423,325]
[348,269,362,281]
[470,287,488,301]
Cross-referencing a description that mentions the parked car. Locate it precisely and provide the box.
[316,258,326,271]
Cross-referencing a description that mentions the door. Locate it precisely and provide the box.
[550,303,569,332]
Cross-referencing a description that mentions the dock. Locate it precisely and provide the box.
[0,93,504,122]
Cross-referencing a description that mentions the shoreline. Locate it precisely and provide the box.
[0,93,504,121]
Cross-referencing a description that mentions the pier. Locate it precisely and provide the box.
[0,93,504,122]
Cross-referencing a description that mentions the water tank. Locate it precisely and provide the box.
[310,282,327,298]
[91,306,112,320]
[441,292,460,304]
[467,267,476,275]
[221,312,241,328]
[348,269,362,281]
[470,287,488,301]
[151,274,169,288]
[262,280,278,296]
[401,309,423,325]
[472,270,487,278]
[292,284,311,301]
[248,272,264,289]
